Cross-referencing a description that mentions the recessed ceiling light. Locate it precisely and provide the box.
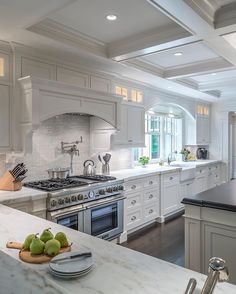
[211,73,216,76]
[174,52,183,56]
[106,14,117,21]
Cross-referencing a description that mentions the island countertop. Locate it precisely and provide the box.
[182,179,236,212]
[0,205,236,294]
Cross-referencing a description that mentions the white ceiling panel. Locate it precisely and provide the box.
[140,42,220,69]
[191,68,236,82]
[49,0,176,43]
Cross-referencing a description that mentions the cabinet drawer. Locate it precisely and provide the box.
[143,175,159,188]
[196,167,208,177]
[163,172,179,185]
[143,188,159,204]
[125,179,143,193]
[126,209,143,231]
[125,193,142,211]
[143,203,159,223]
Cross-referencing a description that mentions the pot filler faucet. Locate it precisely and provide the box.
[61,137,82,174]
[184,257,229,294]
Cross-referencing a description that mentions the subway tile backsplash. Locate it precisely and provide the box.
[0,114,132,180]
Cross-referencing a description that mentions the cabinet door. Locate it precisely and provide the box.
[0,84,10,149]
[163,183,179,215]
[180,181,194,208]
[21,57,55,79]
[0,52,10,81]
[57,67,89,87]
[197,116,209,145]
[127,106,145,145]
[112,104,145,147]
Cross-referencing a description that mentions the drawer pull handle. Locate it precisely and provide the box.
[149,194,154,199]
[149,181,153,185]
[131,200,136,205]
[169,176,173,180]
[128,139,133,142]
[131,216,136,221]
[200,170,202,173]
[149,209,154,214]
[131,185,136,190]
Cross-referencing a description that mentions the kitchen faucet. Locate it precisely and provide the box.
[61,137,82,174]
[167,151,176,165]
[184,257,229,294]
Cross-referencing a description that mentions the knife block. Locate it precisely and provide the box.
[0,171,22,191]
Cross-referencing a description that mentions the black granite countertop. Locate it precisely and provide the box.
[182,180,236,212]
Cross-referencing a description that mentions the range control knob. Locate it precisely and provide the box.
[106,187,113,193]
[118,185,124,190]
[113,186,118,192]
[71,195,77,202]
[58,198,64,205]
[77,194,84,201]
[88,191,95,199]
[65,197,71,203]
[99,189,106,195]
[51,200,57,207]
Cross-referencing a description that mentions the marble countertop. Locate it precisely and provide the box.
[0,204,235,294]
[111,160,221,181]
[0,187,47,205]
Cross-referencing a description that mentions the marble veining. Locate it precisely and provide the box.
[0,204,235,294]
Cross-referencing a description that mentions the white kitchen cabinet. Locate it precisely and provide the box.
[21,57,56,79]
[196,115,210,145]
[90,75,111,92]
[0,52,10,81]
[112,104,145,147]
[161,171,180,216]
[0,84,10,150]
[124,174,160,233]
[180,180,195,208]
[56,66,89,87]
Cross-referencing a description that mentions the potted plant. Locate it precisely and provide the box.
[180,148,190,161]
[138,156,149,167]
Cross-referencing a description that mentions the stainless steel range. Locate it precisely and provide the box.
[24,175,125,241]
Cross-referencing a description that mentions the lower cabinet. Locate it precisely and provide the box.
[179,180,195,208]
[124,175,160,233]
[161,172,180,216]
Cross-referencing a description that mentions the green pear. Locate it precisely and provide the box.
[22,233,35,250]
[40,228,54,243]
[44,239,61,257]
[30,234,45,255]
[55,232,69,248]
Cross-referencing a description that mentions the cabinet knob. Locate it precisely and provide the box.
[131,216,136,221]
[149,194,154,199]
[149,180,153,185]
[169,176,173,180]
[128,139,133,142]
[131,185,136,190]
[149,209,154,214]
[131,200,136,205]
[200,170,202,173]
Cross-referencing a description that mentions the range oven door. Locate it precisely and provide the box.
[48,205,84,232]
[83,196,125,240]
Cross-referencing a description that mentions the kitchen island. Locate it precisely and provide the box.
[182,179,236,285]
[1,204,236,293]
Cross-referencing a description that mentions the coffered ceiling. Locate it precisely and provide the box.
[1,0,236,101]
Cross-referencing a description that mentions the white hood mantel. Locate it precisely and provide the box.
[18,76,122,152]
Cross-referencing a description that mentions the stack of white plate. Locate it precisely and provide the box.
[49,251,94,279]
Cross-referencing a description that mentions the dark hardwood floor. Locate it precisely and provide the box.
[121,216,184,267]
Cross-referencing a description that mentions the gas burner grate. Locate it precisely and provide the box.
[24,178,89,192]
[74,175,116,182]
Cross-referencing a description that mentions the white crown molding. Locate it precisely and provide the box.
[198,75,236,91]
[123,59,164,77]
[108,23,192,61]
[174,78,199,90]
[203,90,221,98]
[27,18,107,57]
[215,2,236,29]
[165,57,233,79]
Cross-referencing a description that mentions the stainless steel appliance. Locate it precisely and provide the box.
[83,160,96,176]
[24,175,125,241]
[98,153,111,175]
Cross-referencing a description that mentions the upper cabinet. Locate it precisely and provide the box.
[21,57,56,79]
[111,103,145,147]
[185,103,210,145]
[0,84,10,150]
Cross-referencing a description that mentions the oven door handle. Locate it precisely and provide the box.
[49,206,86,219]
[84,196,126,209]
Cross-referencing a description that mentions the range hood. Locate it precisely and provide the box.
[18,76,122,153]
